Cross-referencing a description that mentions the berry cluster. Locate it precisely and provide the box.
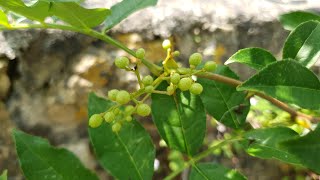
[89,39,217,132]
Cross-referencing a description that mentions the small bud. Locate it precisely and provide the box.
[145,85,154,93]
[162,39,171,50]
[89,114,103,128]
[112,122,122,133]
[136,103,151,117]
[104,112,115,123]
[178,77,193,91]
[170,73,180,84]
[136,48,146,59]
[204,61,217,72]
[142,75,154,86]
[189,83,203,95]
[108,89,119,101]
[116,90,131,105]
[115,57,130,69]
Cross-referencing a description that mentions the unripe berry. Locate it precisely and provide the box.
[162,39,171,50]
[189,53,202,67]
[115,56,129,69]
[142,75,154,86]
[167,85,175,95]
[189,83,203,95]
[113,108,120,115]
[116,90,131,104]
[125,116,133,122]
[104,112,115,123]
[108,89,119,101]
[178,77,193,91]
[204,61,217,72]
[136,48,146,59]
[173,51,180,57]
[125,105,135,114]
[145,85,154,93]
[170,73,180,84]
[89,114,103,128]
[136,103,151,117]
[112,122,122,133]
[177,67,192,75]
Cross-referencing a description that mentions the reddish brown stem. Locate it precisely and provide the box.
[196,72,320,123]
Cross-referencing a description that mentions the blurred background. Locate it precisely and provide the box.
[1,0,320,179]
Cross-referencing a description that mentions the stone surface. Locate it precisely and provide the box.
[0,0,320,179]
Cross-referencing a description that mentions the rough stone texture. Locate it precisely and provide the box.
[0,0,320,179]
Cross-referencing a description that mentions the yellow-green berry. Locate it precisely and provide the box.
[112,122,122,133]
[145,85,154,93]
[178,77,193,91]
[125,116,133,122]
[136,48,146,59]
[136,103,151,117]
[173,51,180,57]
[162,39,171,50]
[89,114,103,128]
[115,56,129,69]
[113,108,120,115]
[116,90,131,104]
[167,85,175,95]
[190,83,203,95]
[104,112,115,123]
[170,73,180,84]
[108,89,119,101]
[177,67,192,75]
[189,53,202,67]
[125,105,135,114]
[204,61,217,72]
[142,75,154,86]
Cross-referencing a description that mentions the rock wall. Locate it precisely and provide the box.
[1,0,320,179]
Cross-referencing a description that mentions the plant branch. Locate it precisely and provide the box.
[196,72,320,123]
[164,137,242,180]
[0,23,163,76]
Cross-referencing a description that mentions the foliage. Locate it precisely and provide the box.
[0,1,319,179]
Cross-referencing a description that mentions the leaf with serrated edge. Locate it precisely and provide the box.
[238,60,320,110]
[88,93,155,180]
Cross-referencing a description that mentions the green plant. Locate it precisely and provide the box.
[1,0,320,179]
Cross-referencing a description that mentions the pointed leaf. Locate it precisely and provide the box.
[13,129,98,180]
[0,170,7,180]
[104,0,158,30]
[225,48,276,70]
[0,10,10,27]
[283,21,320,68]
[279,11,320,30]
[243,127,301,165]
[88,93,155,180]
[151,83,206,155]
[198,66,250,128]
[281,124,320,174]
[190,163,246,180]
[238,60,320,110]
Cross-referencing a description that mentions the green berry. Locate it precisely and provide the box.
[189,83,203,95]
[136,103,151,117]
[89,114,103,128]
[125,105,135,114]
[145,85,154,93]
[162,39,171,50]
[189,53,202,67]
[113,108,120,115]
[178,77,193,91]
[108,89,119,101]
[136,48,146,59]
[177,67,192,75]
[125,116,133,122]
[173,51,180,57]
[204,61,217,72]
[115,56,129,69]
[167,85,175,95]
[170,73,180,84]
[104,112,115,123]
[142,75,154,86]
[116,90,131,104]
[112,122,122,133]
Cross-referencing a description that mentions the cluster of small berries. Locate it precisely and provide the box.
[89,39,217,132]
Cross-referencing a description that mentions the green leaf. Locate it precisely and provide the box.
[0,170,7,180]
[103,0,158,30]
[151,83,206,155]
[198,66,250,129]
[49,2,110,28]
[12,129,98,180]
[225,48,276,70]
[243,127,301,165]
[0,0,110,28]
[0,10,10,27]
[189,163,246,180]
[279,11,320,31]
[283,21,320,68]
[88,93,155,180]
[281,124,320,174]
[238,60,320,110]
